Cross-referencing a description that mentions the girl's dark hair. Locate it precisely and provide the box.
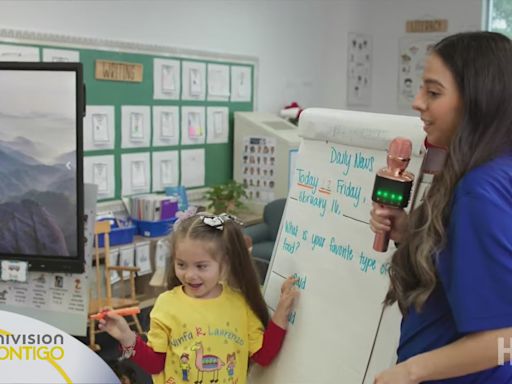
[108,360,137,384]
[385,32,512,313]
[167,215,270,326]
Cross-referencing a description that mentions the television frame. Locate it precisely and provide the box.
[0,62,85,274]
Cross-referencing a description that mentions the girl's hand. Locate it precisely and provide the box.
[97,307,135,346]
[272,277,299,329]
[374,362,417,384]
[369,203,409,243]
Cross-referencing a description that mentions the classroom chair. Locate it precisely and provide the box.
[244,198,287,284]
[88,221,143,351]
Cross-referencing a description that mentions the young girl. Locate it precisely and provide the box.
[99,212,298,384]
[370,31,512,383]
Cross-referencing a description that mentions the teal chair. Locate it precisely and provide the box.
[244,198,287,283]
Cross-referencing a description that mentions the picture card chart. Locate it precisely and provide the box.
[347,32,372,106]
[0,272,87,314]
[241,136,276,203]
[249,109,425,384]
[398,37,442,107]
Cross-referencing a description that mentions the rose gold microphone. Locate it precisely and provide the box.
[371,137,415,252]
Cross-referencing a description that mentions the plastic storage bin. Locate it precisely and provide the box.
[95,225,137,248]
[133,217,178,238]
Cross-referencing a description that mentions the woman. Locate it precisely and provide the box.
[370,31,512,383]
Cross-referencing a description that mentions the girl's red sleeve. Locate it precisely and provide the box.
[250,320,287,366]
[128,335,166,374]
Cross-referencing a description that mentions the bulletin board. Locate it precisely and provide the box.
[0,28,257,201]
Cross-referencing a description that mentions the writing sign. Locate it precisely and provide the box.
[249,109,425,384]
[95,60,143,82]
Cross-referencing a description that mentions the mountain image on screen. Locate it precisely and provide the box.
[0,66,82,272]
[0,137,77,257]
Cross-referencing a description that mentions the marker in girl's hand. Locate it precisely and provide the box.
[90,306,140,320]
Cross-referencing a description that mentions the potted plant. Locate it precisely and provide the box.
[204,180,248,214]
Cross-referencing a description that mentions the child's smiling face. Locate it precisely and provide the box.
[174,238,223,299]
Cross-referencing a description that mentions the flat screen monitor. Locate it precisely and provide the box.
[0,62,85,273]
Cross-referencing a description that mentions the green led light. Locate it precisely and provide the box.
[383,192,388,197]
[377,190,382,196]
[391,194,396,200]
[398,195,403,201]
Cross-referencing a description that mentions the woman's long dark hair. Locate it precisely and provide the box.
[385,32,512,313]
[168,215,270,326]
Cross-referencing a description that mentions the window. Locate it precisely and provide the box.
[487,0,512,38]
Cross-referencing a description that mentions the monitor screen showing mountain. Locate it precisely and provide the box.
[0,63,84,273]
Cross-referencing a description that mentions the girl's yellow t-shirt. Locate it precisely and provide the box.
[148,284,264,384]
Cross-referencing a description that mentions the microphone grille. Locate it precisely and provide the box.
[388,137,412,159]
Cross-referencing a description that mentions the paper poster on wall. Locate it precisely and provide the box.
[230,65,252,102]
[241,136,276,203]
[150,239,170,287]
[398,37,442,107]
[58,274,87,314]
[119,245,135,280]
[108,248,121,285]
[42,48,80,62]
[206,106,229,144]
[347,32,372,106]
[153,58,180,100]
[207,63,230,101]
[0,44,40,62]
[152,106,179,147]
[130,112,145,141]
[135,242,152,276]
[121,152,150,195]
[121,105,151,148]
[84,155,115,199]
[182,61,206,100]
[181,106,206,145]
[0,272,86,314]
[152,150,179,192]
[27,273,50,310]
[83,106,115,150]
[181,148,205,187]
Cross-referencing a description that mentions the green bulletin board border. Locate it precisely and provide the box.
[0,28,257,201]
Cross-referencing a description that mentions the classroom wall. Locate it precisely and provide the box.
[363,0,484,116]
[0,0,484,115]
[0,0,335,114]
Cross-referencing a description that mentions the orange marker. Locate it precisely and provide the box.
[90,306,140,320]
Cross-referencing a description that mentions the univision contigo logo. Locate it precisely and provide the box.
[0,332,65,361]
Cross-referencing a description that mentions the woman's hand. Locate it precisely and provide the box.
[369,203,409,243]
[374,362,417,384]
[272,277,299,329]
[97,308,135,346]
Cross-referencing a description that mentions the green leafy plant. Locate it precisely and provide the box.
[204,180,248,214]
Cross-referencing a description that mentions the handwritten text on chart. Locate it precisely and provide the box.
[281,220,389,276]
[329,147,375,175]
[296,147,373,215]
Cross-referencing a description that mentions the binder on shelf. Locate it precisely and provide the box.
[165,186,188,211]
[160,198,178,220]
